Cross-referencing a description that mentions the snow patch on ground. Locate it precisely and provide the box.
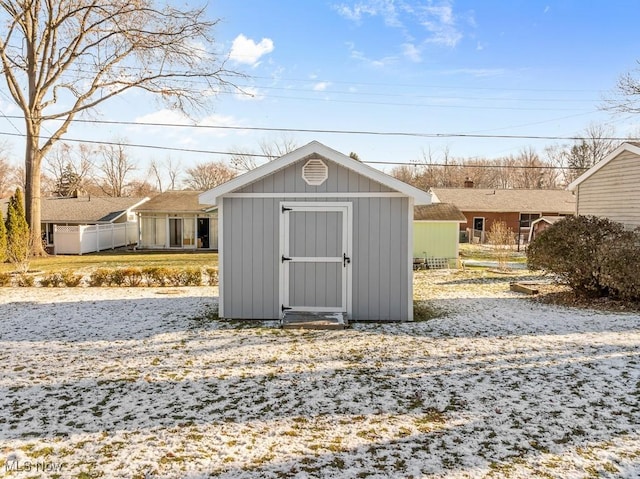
[1,275,639,478]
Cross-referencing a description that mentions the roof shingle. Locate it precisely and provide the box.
[429,188,576,214]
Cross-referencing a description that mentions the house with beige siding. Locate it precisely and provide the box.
[568,142,640,229]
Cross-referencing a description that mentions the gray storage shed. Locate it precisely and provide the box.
[199,141,432,321]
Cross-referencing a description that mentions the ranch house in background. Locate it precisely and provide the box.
[429,184,576,244]
[134,190,218,250]
[568,142,640,230]
[39,195,148,254]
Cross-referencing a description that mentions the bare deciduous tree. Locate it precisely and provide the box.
[149,156,182,192]
[0,146,18,198]
[0,0,241,254]
[97,143,136,197]
[184,161,236,190]
[565,124,619,183]
[45,143,95,196]
[230,136,298,171]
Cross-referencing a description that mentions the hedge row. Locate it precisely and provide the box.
[0,267,218,288]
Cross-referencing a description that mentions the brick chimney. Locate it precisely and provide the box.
[464,178,474,188]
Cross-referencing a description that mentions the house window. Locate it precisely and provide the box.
[520,213,541,228]
[141,217,166,247]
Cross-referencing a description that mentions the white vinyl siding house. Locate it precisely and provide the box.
[200,141,432,322]
[568,142,640,229]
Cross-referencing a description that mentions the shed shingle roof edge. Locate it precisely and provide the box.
[199,141,432,206]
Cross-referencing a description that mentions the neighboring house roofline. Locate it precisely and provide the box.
[428,187,575,214]
[567,142,640,191]
[40,196,149,223]
[134,190,214,214]
[414,203,467,222]
[199,140,432,206]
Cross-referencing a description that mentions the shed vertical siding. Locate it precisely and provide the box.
[576,151,640,228]
[220,156,411,321]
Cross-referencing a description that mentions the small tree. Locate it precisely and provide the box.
[5,188,31,270]
[0,210,7,262]
[486,220,515,271]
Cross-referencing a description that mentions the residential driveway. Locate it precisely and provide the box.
[0,273,639,478]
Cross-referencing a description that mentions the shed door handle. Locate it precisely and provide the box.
[343,253,351,267]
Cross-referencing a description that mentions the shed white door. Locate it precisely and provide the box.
[279,202,352,317]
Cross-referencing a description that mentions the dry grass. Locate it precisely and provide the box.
[0,250,218,274]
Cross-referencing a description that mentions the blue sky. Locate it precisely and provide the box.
[3,0,640,176]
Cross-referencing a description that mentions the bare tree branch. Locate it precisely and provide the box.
[0,0,245,254]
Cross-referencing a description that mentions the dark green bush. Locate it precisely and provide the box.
[599,237,640,301]
[528,215,640,300]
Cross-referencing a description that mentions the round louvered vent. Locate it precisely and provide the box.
[302,159,328,186]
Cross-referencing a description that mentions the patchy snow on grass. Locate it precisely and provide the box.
[1,274,639,478]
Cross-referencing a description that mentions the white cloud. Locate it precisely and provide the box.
[229,34,274,66]
[335,1,469,49]
[402,43,422,62]
[347,42,396,68]
[419,2,463,47]
[135,109,191,126]
[133,110,241,138]
[313,82,331,92]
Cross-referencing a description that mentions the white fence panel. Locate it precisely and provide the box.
[53,225,82,254]
[54,222,139,255]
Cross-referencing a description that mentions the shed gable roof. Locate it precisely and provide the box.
[429,188,576,214]
[199,141,432,205]
[567,142,640,190]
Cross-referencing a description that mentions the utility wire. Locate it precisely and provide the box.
[0,129,587,169]
[2,115,635,141]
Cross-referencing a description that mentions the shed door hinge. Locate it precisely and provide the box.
[282,206,292,213]
[281,305,292,312]
[281,254,292,262]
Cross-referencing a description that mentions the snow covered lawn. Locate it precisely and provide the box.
[1,271,639,478]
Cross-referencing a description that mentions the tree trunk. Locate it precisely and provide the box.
[25,129,46,257]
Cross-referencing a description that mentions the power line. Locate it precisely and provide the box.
[2,115,635,142]
[0,129,587,169]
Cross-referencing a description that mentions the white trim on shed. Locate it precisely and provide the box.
[202,141,431,322]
